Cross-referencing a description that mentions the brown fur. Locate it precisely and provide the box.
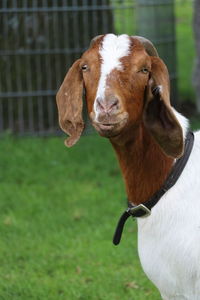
[111,124,173,205]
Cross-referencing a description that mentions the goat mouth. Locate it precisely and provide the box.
[92,117,128,137]
[98,123,115,130]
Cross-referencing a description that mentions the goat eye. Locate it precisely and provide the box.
[141,67,149,74]
[81,64,88,71]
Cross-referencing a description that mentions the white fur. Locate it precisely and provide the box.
[158,85,163,93]
[94,34,130,117]
[137,110,200,299]
[173,109,189,140]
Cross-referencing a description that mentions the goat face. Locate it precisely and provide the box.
[57,34,183,158]
[85,34,151,139]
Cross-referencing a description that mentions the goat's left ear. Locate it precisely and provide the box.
[143,57,184,158]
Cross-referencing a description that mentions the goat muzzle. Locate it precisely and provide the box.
[90,110,129,138]
[95,96,120,115]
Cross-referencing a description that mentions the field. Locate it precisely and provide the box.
[0,135,161,300]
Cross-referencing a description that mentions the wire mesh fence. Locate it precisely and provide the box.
[0,0,137,135]
[0,0,178,136]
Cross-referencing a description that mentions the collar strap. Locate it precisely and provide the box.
[113,131,194,245]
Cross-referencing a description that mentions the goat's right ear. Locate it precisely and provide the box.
[143,57,184,158]
[56,59,84,147]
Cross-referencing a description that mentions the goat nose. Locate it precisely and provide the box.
[96,97,119,113]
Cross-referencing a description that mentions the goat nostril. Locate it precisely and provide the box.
[110,99,118,109]
[96,97,119,113]
[96,98,105,112]
[107,98,119,112]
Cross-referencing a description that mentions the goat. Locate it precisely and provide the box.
[56,34,200,300]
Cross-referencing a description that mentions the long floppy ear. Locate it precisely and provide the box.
[143,57,184,158]
[56,59,84,147]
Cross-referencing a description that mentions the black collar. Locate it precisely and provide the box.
[113,131,194,245]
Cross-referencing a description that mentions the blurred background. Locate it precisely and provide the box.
[0,0,199,136]
[0,1,199,300]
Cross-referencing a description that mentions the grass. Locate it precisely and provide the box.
[0,134,161,300]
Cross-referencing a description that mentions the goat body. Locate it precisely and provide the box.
[56,34,200,299]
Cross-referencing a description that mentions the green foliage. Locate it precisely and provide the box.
[175,0,195,101]
[0,135,160,300]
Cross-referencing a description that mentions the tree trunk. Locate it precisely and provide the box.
[193,0,200,112]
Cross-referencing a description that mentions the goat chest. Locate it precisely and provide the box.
[137,134,200,299]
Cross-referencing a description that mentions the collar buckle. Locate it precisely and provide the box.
[128,204,151,218]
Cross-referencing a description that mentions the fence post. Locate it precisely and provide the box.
[136,0,177,105]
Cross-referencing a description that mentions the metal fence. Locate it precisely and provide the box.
[0,0,177,136]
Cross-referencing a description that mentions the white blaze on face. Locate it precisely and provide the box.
[94,34,131,116]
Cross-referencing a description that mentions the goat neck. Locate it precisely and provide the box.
[110,124,174,205]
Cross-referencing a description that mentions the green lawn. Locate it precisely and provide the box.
[0,134,161,300]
